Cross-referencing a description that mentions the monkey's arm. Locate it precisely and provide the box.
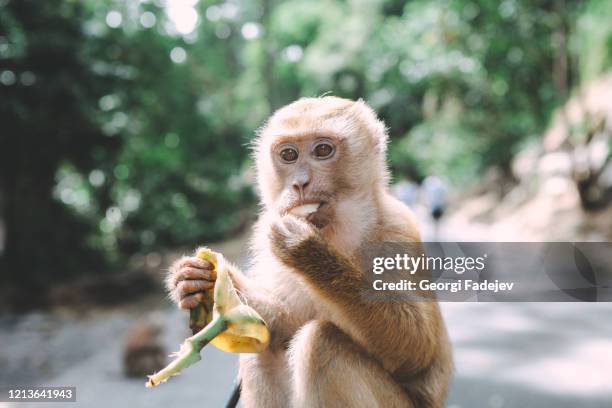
[224,262,303,349]
[270,216,440,373]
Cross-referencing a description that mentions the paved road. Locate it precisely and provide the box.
[2,301,611,408]
[2,216,611,407]
[444,302,612,408]
[0,306,239,408]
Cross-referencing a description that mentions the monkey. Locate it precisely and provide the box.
[166,96,453,407]
[123,319,167,378]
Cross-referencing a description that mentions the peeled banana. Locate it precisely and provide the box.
[146,248,270,387]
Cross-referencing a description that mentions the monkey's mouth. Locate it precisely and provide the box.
[287,201,332,229]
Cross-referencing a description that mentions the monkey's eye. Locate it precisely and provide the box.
[312,141,335,159]
[279,147,299,163]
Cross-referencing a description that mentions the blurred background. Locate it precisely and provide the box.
[1,0,611,407]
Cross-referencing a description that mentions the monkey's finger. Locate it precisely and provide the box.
[179,257,214,270]
[282,214,313,236]
[275,215,294,236]
[178,292,206,310]
[175,267,216,286]
[269,224,288,251]
[177,280,214,297]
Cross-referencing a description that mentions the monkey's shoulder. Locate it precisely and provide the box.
[374,193,422,243]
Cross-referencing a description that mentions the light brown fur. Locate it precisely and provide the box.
[122,321,166,378]
[168,96,453,407]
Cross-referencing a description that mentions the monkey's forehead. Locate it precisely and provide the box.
[267,97,358,127]
[257,97,387,152]
[262,107,368,140]
[262,120,350,141]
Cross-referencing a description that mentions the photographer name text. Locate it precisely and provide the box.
[372,279,514,293]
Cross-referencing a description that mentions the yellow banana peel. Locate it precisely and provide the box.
[146,248,270,388]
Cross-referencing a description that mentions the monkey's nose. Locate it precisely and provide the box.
[292,180,310,196]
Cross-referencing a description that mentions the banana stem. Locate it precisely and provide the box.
[146,315,227,388]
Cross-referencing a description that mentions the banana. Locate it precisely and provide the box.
[146,248,270,387]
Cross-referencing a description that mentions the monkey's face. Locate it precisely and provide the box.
[269,134,348,229]
[255,97,389,230]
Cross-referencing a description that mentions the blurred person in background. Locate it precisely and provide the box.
[392,176,420,209]
[422,175,448,239]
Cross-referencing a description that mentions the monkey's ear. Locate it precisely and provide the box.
[348,99,389,156]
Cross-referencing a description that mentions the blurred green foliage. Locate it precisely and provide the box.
[1,0,611,292]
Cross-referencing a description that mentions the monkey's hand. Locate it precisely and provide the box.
[270,214,364,294]
[166,253,216,310]
[269,214,327,271]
